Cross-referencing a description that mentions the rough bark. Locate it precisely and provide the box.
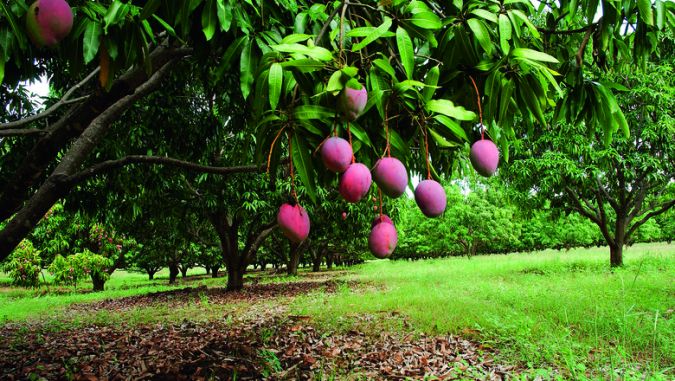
[0,45,191,221]
[610,244,623,268]
[211,266,220,278]
[0,61,178,261]
[91,273,106,292]
[147,270,156,280]
[168,264,179,284]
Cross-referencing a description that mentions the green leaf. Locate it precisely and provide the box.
[0,2,26,50]
[281,58,324,72]
[422,66,440,102]
[352,17,392,51]
[83,21,102,64]
[510,10,541,41]
[341,66,358,78]
[326,71,343,93]
[426,99,477,121]
[512,48,559,63]
[372,58,397,79]
[216,0,233,31]
[240,38,255,99]
[433,115,469,141]
[220,35,247,68]
[637,0,654,26]
[103,2,129,32]
[498,14,511,54]
[396,27,415,80]
[281,34,313,44]
[268,63,283,110]
[0,55,4,86]
[152,15,178,38]
[271,43,333,61]
[293,105,335,120]
[408,11,442,29]
[201,0,217,41]
[471,9,498,23]
[429,127,460,147]
[348,122,373,148]
[655,0,665,29]
[291,134,317,203]
[467,18,493,55]
[140,0,161,20]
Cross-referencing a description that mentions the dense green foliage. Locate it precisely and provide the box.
[1,240,41,287]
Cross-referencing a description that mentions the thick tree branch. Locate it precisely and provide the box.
[0,44,192,221]
[244,222,278,264]
[596,177,620,212]
[576,24,595,67]
[64,156,267,186]
[0,69,98,130]
[626,199,675,239]
[315,0,345,46]
[0,58,179,261]
[0,128,45,137]
[538,23,596,35]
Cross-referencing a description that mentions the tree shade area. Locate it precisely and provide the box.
[0,0,674,379]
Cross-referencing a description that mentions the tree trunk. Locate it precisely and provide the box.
[91,274,106,292]
[326,252,334,269]
[147,269,156,280]
[180,266,188,278]
[205,265,211,275]
[211,265,220,278]
[227,266,245,291]
[288,242,302,276]
[610,244,623,267]
[168,264,179,284]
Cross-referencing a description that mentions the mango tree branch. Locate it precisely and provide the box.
[576,24,596,67]
[0,129,45,137]
[315,0,345,46]
[626,199,675,240]
[63,156,268,186]
[0,58,179,261]
[0,69,99,130]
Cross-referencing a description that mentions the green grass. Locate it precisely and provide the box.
[292,243,675,379]
[1,243,673,379]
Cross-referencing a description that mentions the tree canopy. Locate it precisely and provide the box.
[1,0,674,263]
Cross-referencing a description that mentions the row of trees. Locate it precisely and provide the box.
[395,181,674,260]
[1,0,674,286]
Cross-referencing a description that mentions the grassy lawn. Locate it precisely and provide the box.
[1,243,673,379]
[293,242,675,379]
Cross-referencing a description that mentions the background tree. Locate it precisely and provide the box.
[505,61,675,267]
[1,0,671,262]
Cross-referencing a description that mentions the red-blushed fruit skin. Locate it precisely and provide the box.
[371,214,393,229]
[277,203,310,243]
[341,212,347,220]
[470,139,500,177]
[339,163,372,203]
[321,137,353,173]
[372,157,408,198]
[26,0,73,48]
[338,86,368,121]
[369,222,397,259]
[414,179,447,218]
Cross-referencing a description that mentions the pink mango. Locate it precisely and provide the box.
[339,163,372,203]
[371,214,393,229]
[414,179,447,218]
[321,137,353,173]
[338,86,368,121]
[26,0,73,48]
[277,203,310,243]
[369,222,397,259]
[470,139,500,177]
[372,157,408,198]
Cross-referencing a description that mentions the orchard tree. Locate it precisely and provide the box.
[506,62,675,267]
[1,0,673,262]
